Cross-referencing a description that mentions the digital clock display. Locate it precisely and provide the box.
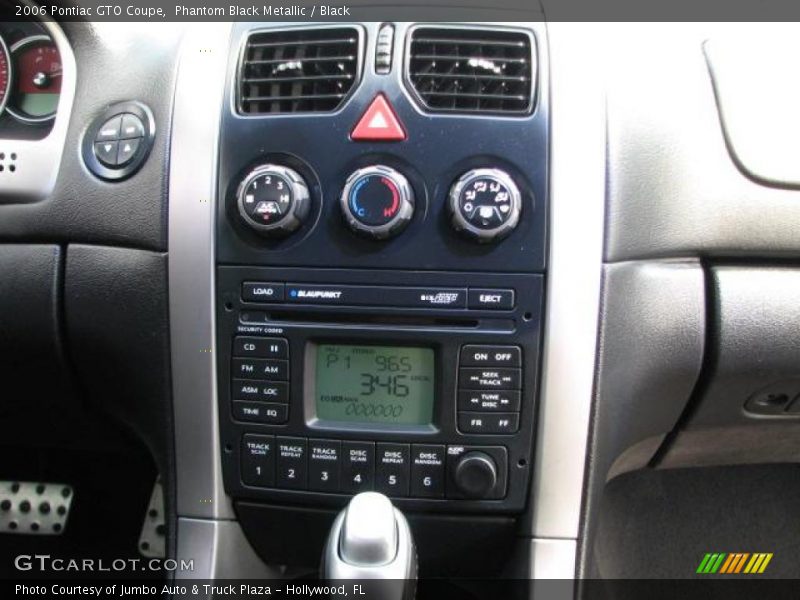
[314,344,435,426]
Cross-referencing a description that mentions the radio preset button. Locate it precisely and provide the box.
[467,288,515,310]
[233,336,288,360]
[375,443,410,497]
[232,401,288,424]
[460,345,522,367]
[232,379,289,403]
[340,441,375,493]
[242,282,285,303]
[410,445,445,498]
[458,390,521,412]
[308,439,341,492]
[241,434,276,487]
[458,412,520,434]
[458,368,521,390]
[276,437,308,489]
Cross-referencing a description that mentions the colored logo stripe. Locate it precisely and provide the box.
[697,553,773,574]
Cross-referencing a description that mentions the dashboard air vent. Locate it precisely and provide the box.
[408,27,534,115]
[239,28,361,115]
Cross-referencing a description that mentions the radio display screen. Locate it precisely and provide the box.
[314,344,435,426]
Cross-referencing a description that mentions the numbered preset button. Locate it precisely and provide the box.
[241,434,275,487]
[340,441,375,493]
[276,437,307,489]
[375,443,410,497]
[308,440,341,492]
[411,444,445,498]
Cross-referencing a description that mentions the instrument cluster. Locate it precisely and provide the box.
[0,22,61,133]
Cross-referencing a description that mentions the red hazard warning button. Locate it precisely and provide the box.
[351,94,406,141]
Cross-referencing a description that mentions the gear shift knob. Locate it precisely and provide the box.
[322,492,417,598]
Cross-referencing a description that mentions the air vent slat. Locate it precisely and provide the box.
[239,27,360,115]
[408,27,534,115]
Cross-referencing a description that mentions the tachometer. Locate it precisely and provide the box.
[8,35,61,123]
[0,35,10,116]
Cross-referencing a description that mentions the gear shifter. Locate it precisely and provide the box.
[321,492,417,599]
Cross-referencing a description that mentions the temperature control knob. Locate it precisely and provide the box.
[453,452,498,499]
[449,168,522,243]
[340,165,414,240]
[237,164,311,237]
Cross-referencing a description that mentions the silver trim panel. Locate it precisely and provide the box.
[530,22,605,542]
[169,22,234,520]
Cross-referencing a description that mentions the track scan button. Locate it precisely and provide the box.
[241,434,275,487]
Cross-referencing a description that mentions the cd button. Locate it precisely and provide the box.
[308,439,341,492]
[340,441,375,493]
[233,336,288,359]
[241,434,276,487]
[276,437,308,489]
[232,401,288,424]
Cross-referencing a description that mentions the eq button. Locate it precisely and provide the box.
[232,401,288,424]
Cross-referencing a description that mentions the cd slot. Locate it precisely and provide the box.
[240,310,514,332]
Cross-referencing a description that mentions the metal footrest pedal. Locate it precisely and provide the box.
[138,478,165,558]
[0,481,74,535]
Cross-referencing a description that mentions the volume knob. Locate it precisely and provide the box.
[237,164,311,237]
[453,451,498,499]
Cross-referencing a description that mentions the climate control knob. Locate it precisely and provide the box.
[237,164,311,237]
[340,165,414,240]
[453,451,498,499]
[449,168,522,243]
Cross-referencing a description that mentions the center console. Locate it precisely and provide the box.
[213,20,549,566]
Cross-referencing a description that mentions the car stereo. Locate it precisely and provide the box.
[217,267,542,513]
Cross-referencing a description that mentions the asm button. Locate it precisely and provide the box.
[232,401,288,424]
[232,379,289,403]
